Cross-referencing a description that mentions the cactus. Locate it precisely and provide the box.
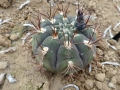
[25,3,101,75]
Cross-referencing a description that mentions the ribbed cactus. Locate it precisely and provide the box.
[27,4,99,75]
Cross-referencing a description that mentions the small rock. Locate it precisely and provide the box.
[108,82,116,89]
[80,77,85,83]
[96,48,104,56]
[106,68,117,77]
[5,34,10,38]
[43,81,49,90]
[95,81,102,89]
[10,34,19,41]
[0,0,12,8]
[116,45,120,56]
[118,49,120,56]
[102,82,110,90]
[0,47,16,54]
[0,61,8,70]
[102,68,106,73]
[95,73,105,82]
[116,75,120,85]
[35,0,43,3]
[90,71,96,76]
[0,73,5,85]
[0,35,11,47]
[98,39,109,51]
[84,79,94,90]
[103,54,109,61]
[88,0,96,11]
[111,76,117,84]
[107,39,117,45]
[6,74,17,83]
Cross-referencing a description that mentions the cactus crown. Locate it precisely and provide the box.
[25,2,101,75]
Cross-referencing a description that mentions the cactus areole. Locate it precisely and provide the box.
[30,4,98,74]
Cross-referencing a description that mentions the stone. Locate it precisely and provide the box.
[103,54,109,61]
[95,81,102,89]
[43,81,49,90]
[118,49,120,56]
[88,0,96,11]
[106,68,117,77]
[90,71,96,76]
[104,51,117,61]
[96,48,104,56]
[5,34,10,38]
[102,68,106,73]
[0,35,11,47]
[98,39,109,51]
[95,73,105,82]
[111,76,117,84]
[80,77,85,83]
[116,45,120,56]
[0,0,12,8]
[102,82,110,90]
[116,75,120,85]
[0,73,5,85]
[107,39,117,45]
[10,34,19,41]
[0,61,8,70]
[35,0,43,3]
[84,79,94,90]
[108,82,116,89]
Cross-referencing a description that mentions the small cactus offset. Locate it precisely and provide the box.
[25,2,101,75]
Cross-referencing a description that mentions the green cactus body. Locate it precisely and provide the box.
[30,6,98,75]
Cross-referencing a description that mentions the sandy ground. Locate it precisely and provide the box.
[0,0,120,90]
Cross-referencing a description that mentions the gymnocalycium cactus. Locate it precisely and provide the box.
[25,3,101,76]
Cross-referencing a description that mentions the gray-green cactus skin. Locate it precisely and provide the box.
[31,7,97,74]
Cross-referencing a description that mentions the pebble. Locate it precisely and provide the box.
[116,75,120,85]
[88,0,96,11]
[89,71,96,76]
[0,61,8,70]
[102,82,110,90]
[95,81,102,89]
[5,34,10,38]
[118,49,120,56]
[80,77,85,83]
[43,81,49,90]
[108,82,116,89]
[95,73,105,82]
[0,73,5,85]
[106,68,117,77]
[102,68,106,73]
[96,48,104,56]
[10,34,19,41]
[103,54,109,61]
[35,0,43,3]
[116,45,120,56]
[6,74,17,83]
[84,79,94,90]
[107,39,117,45]
[111,76,117,84]
[0,35,11,47]
[98,39,109,51]
[0,0,12,8]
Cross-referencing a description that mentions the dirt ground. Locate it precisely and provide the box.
[0,0,120,90]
